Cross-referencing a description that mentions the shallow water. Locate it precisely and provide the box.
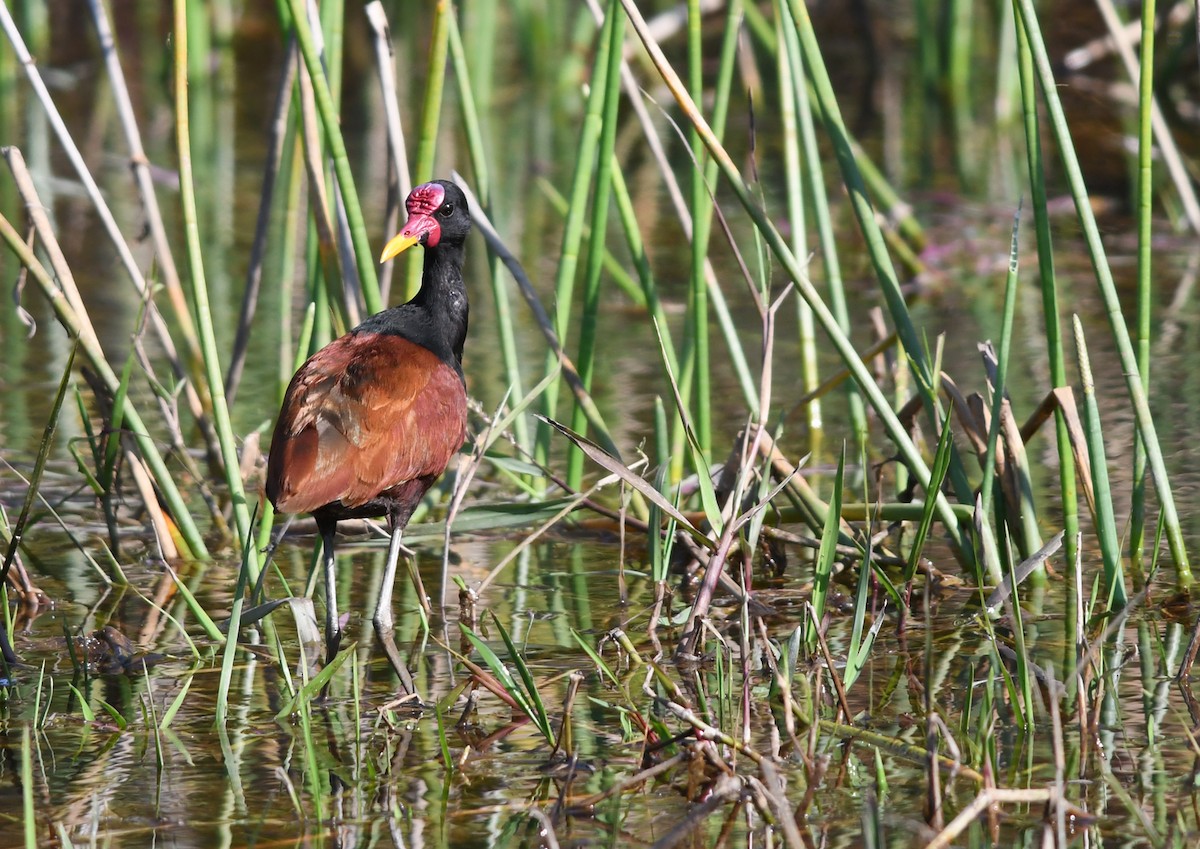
[4,2,1200,848]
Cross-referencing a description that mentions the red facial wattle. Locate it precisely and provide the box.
[379,182,448,261]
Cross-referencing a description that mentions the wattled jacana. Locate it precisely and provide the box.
[266,179,470,683]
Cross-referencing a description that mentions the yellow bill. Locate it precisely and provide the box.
[379,232,421,263]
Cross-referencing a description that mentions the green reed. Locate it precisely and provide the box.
[402,1,451,302]
[1073,318,1127,608]
[782,3,866,443]
[980,210,1045,569]
[446,11,530,451]
[736,0,926,255]
[621,0,967,554]
[1014,0,1191,586]
[684,0,709,458]
[842,453,881,692]
[785,0,979,537]
[20,724,35,849]
[775,0,820,434]
[805,449,843,652]
[1131,0,1156,584]
[282,0,381,315]
[567,0,623,490]
[1012,7,1081,682]
[535,3,616,486]
[174,0,259,576]
[5,2,1200,842]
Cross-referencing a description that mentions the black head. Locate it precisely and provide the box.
[379,180,472,262]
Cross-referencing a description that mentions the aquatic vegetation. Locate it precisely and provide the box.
[1,0,1199,846]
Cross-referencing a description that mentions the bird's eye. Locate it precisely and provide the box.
[438,202,455,218]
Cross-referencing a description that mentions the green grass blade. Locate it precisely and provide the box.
[807,446,845,650]
[1,342,74,584]
[21,725,35,849]
[571,629,624,686]
[844,532,880,690]
[460,622,551,741]
[215,507,259,725]
[66,684,96,723]
[490,612,552,741]
[905,409,956,583]
[435,702,453,772]
[93,696,128,731]
[159,672,195,731]
[1072,317,1127,609]
[164,565,223,644]
[273,642,357,721]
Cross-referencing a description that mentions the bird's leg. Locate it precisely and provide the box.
[320,524,342,662]
[373,523,417,695]
[373,525,402,635]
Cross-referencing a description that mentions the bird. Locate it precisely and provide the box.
[266,179,470,688]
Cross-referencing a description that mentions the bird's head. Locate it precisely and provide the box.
[379,180,471,262]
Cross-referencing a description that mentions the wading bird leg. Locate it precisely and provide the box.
[320,522,342,661]
[374,524,417,695]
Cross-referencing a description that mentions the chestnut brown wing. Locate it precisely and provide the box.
[266,333,467,515]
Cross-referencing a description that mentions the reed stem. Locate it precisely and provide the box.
[1015,0,1191,586]
[174,0,259,574]
[284,0,382,314]
[568,0,623,490]
[1130,0,1156,587]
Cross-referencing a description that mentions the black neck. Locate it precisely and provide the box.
[412,241,467,307]
[412,242,468,361]
[357,241,470,374]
